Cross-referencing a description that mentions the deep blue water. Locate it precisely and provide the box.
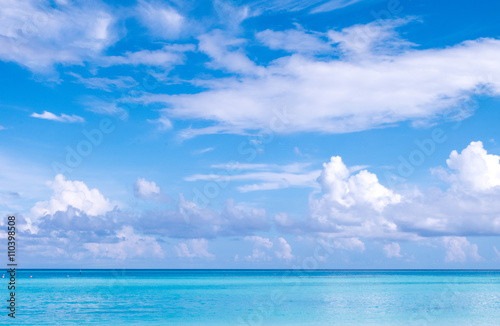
[3,270,500,325]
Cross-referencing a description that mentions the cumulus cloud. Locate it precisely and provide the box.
[175,238,214,259]
[136,19,500,137]
[30,111,84,123]
[317,156,401,211]
[31,174,114,218]
[278,141,500,239]
[442,237,482,263]
[446,141,500,192]
[383,242,402,258]
[84,226,164,260]
[133,178,161,200]
[395,141,500,236]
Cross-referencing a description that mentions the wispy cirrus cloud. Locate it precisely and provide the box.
[100,44,195,68]
[192,147,215,155]
[135,0,187,40]
[30,111,85,123]
[68,73,137,92]
[249,0,364,13]
[0,0,196,74]
[186,162,321,192]
[136,19,500,138]
[0,0,117,72]
[81,96,128,119]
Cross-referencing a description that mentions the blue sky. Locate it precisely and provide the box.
[1,0,500,268]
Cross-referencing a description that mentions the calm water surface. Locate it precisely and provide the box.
[4,270,500,325]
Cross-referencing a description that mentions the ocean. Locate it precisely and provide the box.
[4,270,500,325]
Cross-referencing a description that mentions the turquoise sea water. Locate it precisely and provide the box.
[3,270,500,325]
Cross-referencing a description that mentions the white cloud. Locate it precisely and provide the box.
[30,111,84,123]
[175,238,214,259]
[249,0,362,13]
[446,141,500,192]
[69,73,137,92]
[136,0,186,40]
[243,236,273,261]
[310,0,363,13]
[193,147,215,155]
[442,237,482,263]
[84,226,164,260]
[186,162,320,192]
[210,162,312,173]
[133,178,161,200]
[137,196,269,238]
[31,174,114,218]
[101,44,194,68]
[317,156,401,211]
[213,0,252,30]
[394,141,500,236]
[275,237,294,261]
[327,18,415,57]
[277,142,500,239]
[244,248,271,262]
[333,237,365,252]
[198,30,265,75]
[244,235,273,248]
[256,29,331,54]
[383,242,402,258]
[82,97,128,118]
[148,116,173,131]
[0,0,117,72]
[137,20,500,137]
[0,125,5,130]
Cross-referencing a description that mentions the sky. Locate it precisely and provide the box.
[1,0,500,269]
